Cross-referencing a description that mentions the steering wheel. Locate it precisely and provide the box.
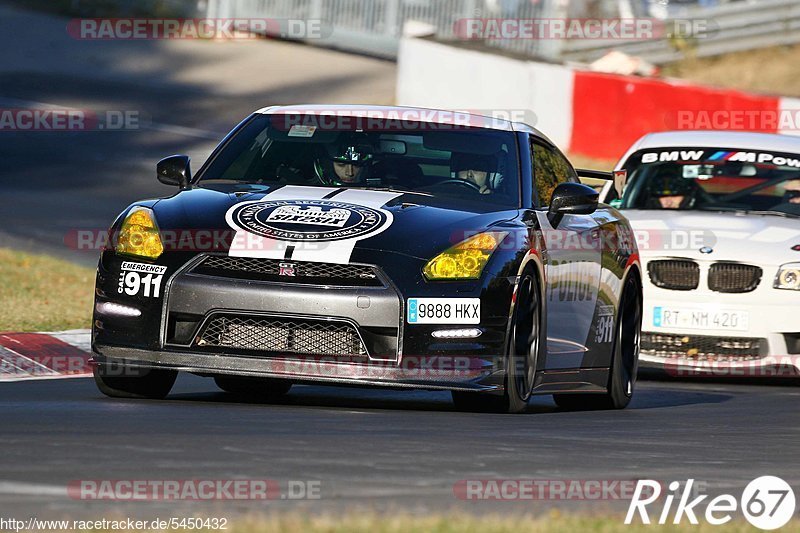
[432,179,483,193]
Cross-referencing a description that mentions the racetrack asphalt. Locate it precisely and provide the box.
[1,375,798,519]
[0,4,396,266]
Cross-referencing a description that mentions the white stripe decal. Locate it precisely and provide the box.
[226,186,402,264]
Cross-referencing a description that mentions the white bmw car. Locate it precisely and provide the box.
[600,131,800,377]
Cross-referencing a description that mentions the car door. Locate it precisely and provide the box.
[530,140,603,370]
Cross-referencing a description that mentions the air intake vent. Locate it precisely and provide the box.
[708,263,762,293]
[196,315,368,357]
[648,260,700,291]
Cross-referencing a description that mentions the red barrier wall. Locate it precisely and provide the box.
[570,71,781,160]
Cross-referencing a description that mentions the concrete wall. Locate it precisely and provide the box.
[397,37,799,160]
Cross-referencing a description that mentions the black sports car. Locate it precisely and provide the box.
[92,105,642,413]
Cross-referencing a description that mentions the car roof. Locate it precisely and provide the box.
[255,104,552,141]
[616,130,800,168]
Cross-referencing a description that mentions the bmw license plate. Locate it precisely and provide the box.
[407,298,481,324]
[653,306,750,332]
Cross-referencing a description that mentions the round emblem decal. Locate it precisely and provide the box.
[228,199,388,243]
[700,246,714,254]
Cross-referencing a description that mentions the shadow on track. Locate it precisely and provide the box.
[157,377,734,414]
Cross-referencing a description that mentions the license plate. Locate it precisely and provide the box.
[407,298,481,324]
[653,306,750,331]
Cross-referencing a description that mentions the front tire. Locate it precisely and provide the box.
[554,273,642,410]
[93,365,177,400]
[452,271,542,414]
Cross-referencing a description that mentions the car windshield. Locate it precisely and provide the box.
[618,147,800,216]
[199,114,520,209]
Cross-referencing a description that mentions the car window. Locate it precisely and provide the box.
[531,141,578,207]
[617,147,800,215]
[199,114,521,209]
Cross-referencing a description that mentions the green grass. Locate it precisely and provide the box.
[148,513,800,533]
[0,248,94,332]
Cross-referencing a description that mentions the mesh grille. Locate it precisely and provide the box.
[708,263,762,293]
[196,315,368,357]
[641,332,766,361]
[647,260,700,291]
[193,256,382,287]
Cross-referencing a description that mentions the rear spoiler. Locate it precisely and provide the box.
[577,168,628,197]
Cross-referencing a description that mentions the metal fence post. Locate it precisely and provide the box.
[385,0,401,37]
[537,0,569,61]
[309,0,323,21]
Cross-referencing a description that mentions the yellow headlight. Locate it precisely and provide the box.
[423,231,508,281]
[115,207,164,260]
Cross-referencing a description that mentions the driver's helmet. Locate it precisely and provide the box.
[646,167,698,208]
[314,137,374,186]
[451,152,502,190]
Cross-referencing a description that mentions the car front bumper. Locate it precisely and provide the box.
[92,250,516,391]
[638,281,800,378]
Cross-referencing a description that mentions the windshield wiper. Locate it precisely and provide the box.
[348,186,434,198]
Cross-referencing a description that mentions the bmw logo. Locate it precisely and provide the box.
[700,246,714,254]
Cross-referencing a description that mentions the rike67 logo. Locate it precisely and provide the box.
[626,477,796,530]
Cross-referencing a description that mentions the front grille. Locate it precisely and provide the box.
[641,332,766,361]
[196,315,368,357]
[708,263,762,293]
[648,260,700,291]
[192,256,382,287]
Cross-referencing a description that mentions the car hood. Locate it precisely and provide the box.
[151,185,520,261]
[621,209,800,265]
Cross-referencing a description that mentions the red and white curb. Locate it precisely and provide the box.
[0,330,92,382]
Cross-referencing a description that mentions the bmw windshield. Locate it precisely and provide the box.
[199,113,521,209]
[617,147,800,216]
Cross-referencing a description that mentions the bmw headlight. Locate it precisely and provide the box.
[115,207,164,260]
[423,231,508,281]
[775,263,800,291]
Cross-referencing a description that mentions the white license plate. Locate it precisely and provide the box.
[653,306,750,331]
[407,298,481,324]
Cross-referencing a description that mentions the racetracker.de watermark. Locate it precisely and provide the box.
[67,479,320,500]
[65,227,713,254]
[662,355,800,378]
[0,109,141,131]
[67,18,329,40]
[452,18,716,40]
[454,479,656,501]
[672,109,800,133]
[268,108,536,132]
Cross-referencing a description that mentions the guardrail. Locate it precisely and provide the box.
[561,0,800,64]
[204,0,562,59]
[204,0,800,64]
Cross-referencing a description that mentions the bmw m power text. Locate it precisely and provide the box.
[92,105,643,413]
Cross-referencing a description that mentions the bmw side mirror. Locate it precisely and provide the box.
[157,155,192,190]
[548,182,599,225]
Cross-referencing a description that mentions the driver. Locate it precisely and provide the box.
[647,169,698,209]
[785,179,800,204]
[314,140,374,186]
[451,153,495,194]
[772,178,800,215]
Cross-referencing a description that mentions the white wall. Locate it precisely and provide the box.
[397,37,575,151]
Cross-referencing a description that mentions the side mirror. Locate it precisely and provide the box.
[548,182,599,225]
[157,155,192,189]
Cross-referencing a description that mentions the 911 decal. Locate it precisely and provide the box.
[594,304,615,344]
[118,262,167,298]
[407,298,481,325]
